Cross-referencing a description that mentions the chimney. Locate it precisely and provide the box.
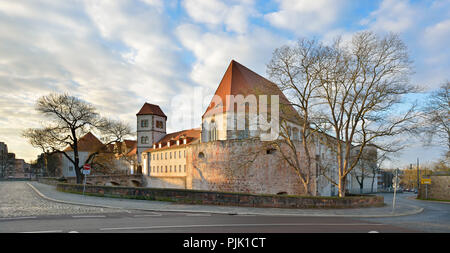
[153,144,156,149]
[159,143,162,148]
[167,141,170,147]
[176,140,180,146]
[183,139,187,145]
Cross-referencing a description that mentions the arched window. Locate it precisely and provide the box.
[209,119,218,141]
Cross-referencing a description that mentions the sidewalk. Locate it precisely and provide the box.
[28,182,424,218]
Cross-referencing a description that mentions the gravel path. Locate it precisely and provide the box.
[0,181,124,217]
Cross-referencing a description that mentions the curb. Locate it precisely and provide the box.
[27,183,424,218]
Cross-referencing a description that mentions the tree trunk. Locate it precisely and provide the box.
[338,176,346,197]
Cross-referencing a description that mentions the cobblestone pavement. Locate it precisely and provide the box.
[0,182,125,218]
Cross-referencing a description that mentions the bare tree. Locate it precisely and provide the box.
[266,39,330,196]
[268,32,418,197]
[421,81,450,157]
[23,93,132,183]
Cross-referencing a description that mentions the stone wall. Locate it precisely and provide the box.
[419,175,450,200]
[55,175,143,187]
[144,176,186,189]
[56,183,384,209]
[186,138,317,196]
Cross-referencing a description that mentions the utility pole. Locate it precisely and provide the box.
[416,158,420,195]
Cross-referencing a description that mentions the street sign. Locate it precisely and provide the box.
[82,164,91,175]
[421,178,431,184]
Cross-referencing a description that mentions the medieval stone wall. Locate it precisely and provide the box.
[186,139,316,196]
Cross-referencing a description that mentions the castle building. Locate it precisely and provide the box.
[139,60,378,196]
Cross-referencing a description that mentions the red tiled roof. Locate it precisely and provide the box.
[136,103,167,118]
[143,128,201,152]
[203,60,300,122]
[63,132,105,152]
[123,140,137,149]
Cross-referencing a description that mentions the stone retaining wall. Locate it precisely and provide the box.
[56,183,384,209]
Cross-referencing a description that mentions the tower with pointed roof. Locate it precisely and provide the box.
[136,102,167,165]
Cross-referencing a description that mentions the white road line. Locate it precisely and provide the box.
[72,215,106,218]
[100,223,386,231]
[134,213,163,217]
[185,213,211,216]
[21,230,63,233]
[0,216,37,221]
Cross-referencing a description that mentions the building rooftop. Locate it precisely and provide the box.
[203,60,300,122]
[136,102,167,119]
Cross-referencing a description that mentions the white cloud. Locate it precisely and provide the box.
[361,0,418,33]
[182,0,255,34]
[264,0,346,34]
[0,0,187,161]
[423,19,450,50]
[176,23,287,91]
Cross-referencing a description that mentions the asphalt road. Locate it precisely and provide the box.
[357,192,450,233]
[0,181,448,233]
[0,211,416,233]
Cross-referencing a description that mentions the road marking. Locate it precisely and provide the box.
[21,230,63,233]
[134,213,163,217]
[100,223,386,231]
[72,215,106,218]
[185,213,211,217]
[0,216,37,221]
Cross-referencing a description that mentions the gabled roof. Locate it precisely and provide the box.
[203,60,300,122]
[136,103,167,119]
[63,132,104,152]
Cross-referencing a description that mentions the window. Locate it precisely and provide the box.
[157,166,159,172]
[165,166,167,173]
[184,165,186,172]
[141,136,149,144]
[170,152,172,159]
[69,166,73,172]
[141,120,149,128]
[165,152,167,160]
[179,165,181,172]
[157,153,159,160]
[184,150,186,158]
[156,120,164,129]
[152,154,155,160]
[174,151,176,159]
[169,165,172,172]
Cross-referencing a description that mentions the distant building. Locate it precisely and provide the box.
[0,141,30,178]
[61,132,136,177]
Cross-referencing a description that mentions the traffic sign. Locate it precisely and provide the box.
[82,164,91,175]
[421,178,431,184]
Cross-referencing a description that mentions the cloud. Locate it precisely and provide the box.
[182,0,256,34]
[176,23,287,91]
[0,0,187,161]
[360,0,418,33]
[264,0,346,34]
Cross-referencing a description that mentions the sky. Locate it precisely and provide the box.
[0,0,449,168]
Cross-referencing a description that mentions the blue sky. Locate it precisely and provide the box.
[0,0,448,167]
